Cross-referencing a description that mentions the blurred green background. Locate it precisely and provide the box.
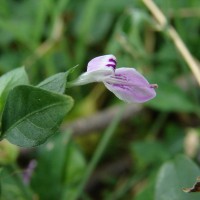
[0,0,200,199]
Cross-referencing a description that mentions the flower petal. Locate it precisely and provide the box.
[70,55,117,86]
[87,54,117,73]
[103,68,156,103]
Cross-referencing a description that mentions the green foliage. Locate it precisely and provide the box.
[37,65,78,94]
[0,0,200,199]
[0,165,33,200]
[134,178,155,200]
[0,168,2,196]
[37,72,68,94]
[0,140,19,165]
[155,155,200,200]
[1,85,73,147]
[146,81,198,113]
[0,67,29,114]
[31,131,86,200]
[62,141,87,199]
[131,140,171,169]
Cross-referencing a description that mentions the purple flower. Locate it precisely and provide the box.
[72,55,157,103]
[22,160,37,184]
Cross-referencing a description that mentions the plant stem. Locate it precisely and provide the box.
[142,0,200,86]
[71,105,124,200]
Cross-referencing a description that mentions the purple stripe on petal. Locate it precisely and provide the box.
[87,55,116,73]
[108,83,131,91]
[109,58,117,65]
[104,68,157,103]
[106,64,116,69]
[113,74,127,81]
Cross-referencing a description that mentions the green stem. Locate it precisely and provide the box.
[71,105,124,200]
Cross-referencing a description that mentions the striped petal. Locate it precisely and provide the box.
[87,54,117,73]
[71,55,116,85]
[104,68,157,103]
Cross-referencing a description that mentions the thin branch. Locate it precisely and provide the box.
[61,104,142,136]
[142,0,200,86]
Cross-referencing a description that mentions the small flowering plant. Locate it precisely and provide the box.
[0,55,157,147]
[70,55,157,103]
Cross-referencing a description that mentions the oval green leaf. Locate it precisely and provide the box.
[31,131,86,200]
[1,85,74,147]
[37,72,67,94]
[155,155,200,200]
[0,67,29,113]
[37,66,78,94]
[146,82,197,113]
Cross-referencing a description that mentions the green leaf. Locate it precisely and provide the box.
[31,132,71,200]
[146,83,197,112]
[0,67,29,114]
[0,140,19,165]
[37,72,68,94]
[1,85,74,147]
[0,168,2,196]
[37,66,78,94]
[0,165,33,200]
[64,142,86,184]
[62,142,86,199]
[135,178,155,200]
[131,141,170,169]
[31,132,86,200]
[155,155,200,200]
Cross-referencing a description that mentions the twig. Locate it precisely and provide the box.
[61,104,142,136]
[142,0,200,86]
